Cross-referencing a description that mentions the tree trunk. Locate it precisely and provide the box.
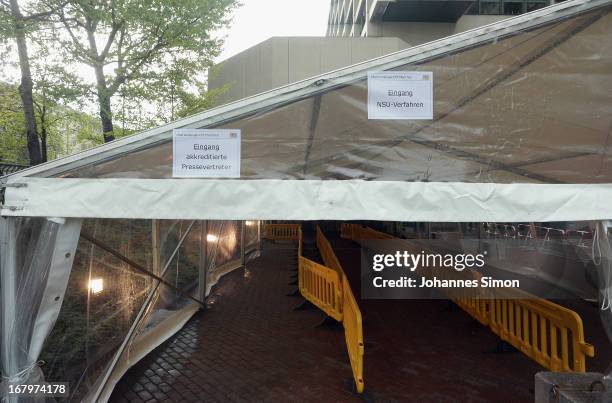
[41,125,47,162]
[94,64,115,143]
[40,103,47,162]
[9,0,42,165]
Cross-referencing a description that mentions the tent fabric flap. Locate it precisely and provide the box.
[5,177,612,222]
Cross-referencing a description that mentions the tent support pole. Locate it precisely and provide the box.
[199,220,208,302]
[152,220,161,277]
[240,220,246,266]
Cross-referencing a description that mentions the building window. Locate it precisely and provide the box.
[504,1,524,14]
[526,1,547,11]
[467,0,550,15]
[480,1,502,15]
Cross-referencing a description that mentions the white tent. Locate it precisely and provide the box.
[1,0,612,400]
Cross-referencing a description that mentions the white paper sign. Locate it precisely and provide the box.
[367,71,433,120]
[173,129,241,178]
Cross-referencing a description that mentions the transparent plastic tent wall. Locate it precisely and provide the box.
[0,218,261,401]
[1,0,612,401]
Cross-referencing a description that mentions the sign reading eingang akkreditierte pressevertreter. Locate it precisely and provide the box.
[172,129,241,178]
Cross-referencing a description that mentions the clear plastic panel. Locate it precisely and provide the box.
[1,218,60,389]
[207,220,242,274]
[244,220,260,250]
[49,7,612,183]
[155,221,201,311]
[6,218,250,401]
[39,220,151,401]
[159,220,192,268]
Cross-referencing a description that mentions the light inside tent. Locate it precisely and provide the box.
[207,234,218,242]
[89,278,104,295]
[245,221,255,226]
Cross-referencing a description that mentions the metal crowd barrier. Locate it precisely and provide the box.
[340,223,595,373]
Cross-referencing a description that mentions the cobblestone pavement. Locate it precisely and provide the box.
[111,230,608,402]
[327,231,552,403]
[110,241,360,403]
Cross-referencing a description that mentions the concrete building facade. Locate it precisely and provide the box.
[209,37,409,106]
[209,0,556,104]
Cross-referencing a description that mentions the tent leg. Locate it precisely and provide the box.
[199,220,208,303]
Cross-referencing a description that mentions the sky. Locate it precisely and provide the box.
[1,0,331,81]
[216,0,330,62]
[0,0,331,122]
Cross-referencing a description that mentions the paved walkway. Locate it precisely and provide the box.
[326,230,612,402]
[111,231,610,402]
[110,241,359,403]
[328,233,540,402]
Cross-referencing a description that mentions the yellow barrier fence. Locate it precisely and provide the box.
[298,257,343,321]
[315,225,365,392]
[298,226,303,257]
[340,223,352,239]
[455,298,491,327]
[348,224,394,242]
[316,226,343,274]
[263,224,359,389]
[342,273,365,393]
[263,223,301,240]
[287,224,365,393]
[342,223,595,373]
[488,296,594,372]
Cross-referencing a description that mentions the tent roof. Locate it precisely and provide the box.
[3,0,612,222]
[5,0,610,182]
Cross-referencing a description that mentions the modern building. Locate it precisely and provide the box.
[210,1,558,104]
[326,0,554,40]
[208,37,409,105]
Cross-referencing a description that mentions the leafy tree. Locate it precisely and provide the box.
[175,81,229,119]
[0,83,29,164]
[30,49,90,161]
[54,0,238,143]
[0,80,102,164]
[0,0,54,165]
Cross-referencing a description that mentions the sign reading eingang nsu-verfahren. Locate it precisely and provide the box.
[367,71,433,120]
[173,129,241,178]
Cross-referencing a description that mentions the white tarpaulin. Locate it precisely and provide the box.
[4,178,612,222]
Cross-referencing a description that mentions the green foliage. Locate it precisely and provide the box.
[55,0,239,132]
[0,0,239,162]
[0,83,29,164]
[0,80,102,163]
